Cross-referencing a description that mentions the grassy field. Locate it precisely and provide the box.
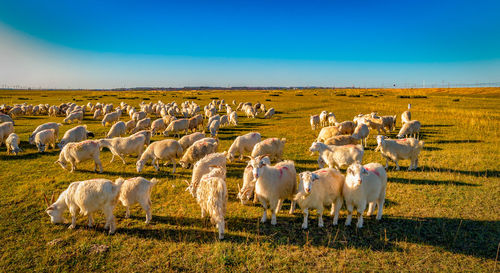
[0,88,499,272]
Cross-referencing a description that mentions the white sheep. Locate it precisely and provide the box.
[196,166,228,239]
[245,107,256,118]
[310,115,320,130]
[401,104,411,125]
[251,137,286,162]
[136,139,183,173]
[344,162,387,228]
[227,132,261,162]
[131,130,152,146]
[375,135,424,170]
[237,160,262,205]
[264,108,275,119]
[63,111,83,124]
[30,122,63,145]
[209,119,220,138]
[132,111,147,121]
[178,132,205,150]
[45,178,123,234]
[327,112,337,126]
[0,114,14,125]
[58,125,93,149]
[248,156,297,225]
[35,129,57,152]
[93,108,103,120]
[6,133,21,155]
[336,121,356,135]
[56,140,103,173]
[179,138,219,169]
[163,118,189,138]
[324,135,360,146]
[316,126,340,142]
[125,119,136,133]
[352,123,369,147]
[186,152,227,198]
[319,111,328,127]
[106,121,126,138]
[397,120,421,139]
[295,168,345,229]
[98,133,147,164]
[117,177,158,224]
[131,118,152,134]
[207,114,220,129]
[309,142,364,170]
[229,111,238,126]
[101,111,120,126]
[381,115,397,131]
[0,122,14,147]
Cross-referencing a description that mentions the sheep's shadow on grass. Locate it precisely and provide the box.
[422,146,442,151]
[428,139,482,144]
[420,124,454,128]
[0,150,59,160]
[388,177,477,187]
[419,166,499,178]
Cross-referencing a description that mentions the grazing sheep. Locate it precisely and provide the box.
[132,111,147,121]
[187,116,199,132]
[58,125,93,149]
[352,123,370,147]
[245,107,256,118]
[251,137,286,162]
[35,129,57,152]
[264,108,275,119]
[56,140,103,173]
[310,115,320,130]
[45,178,123,234]
[227,132,261,162]
[136,139,183,173]
[93,108,103,120]
[179,138,219,169]
[316,126,340,142]
[131,118,152,134]
[375,135,424,170]
[207,115,220,129]
[359,117,386,134]
[309,142,364,170]
[117,177,158,224]
[344,163,387,228]
[106,121,126,138]
[186,152,227,198]
[248,156,297,225]
[131,130,152,146]
[295,168,345,228]
[219,115,229,127]
[98,134,147,164]
[0,114,14,125]
[209,119,220,138]
[29,122,62,144]
[324,135,360,146]
[196,166,228,239]
[229,111,238,126]
[163,118,189,138]
[125,119,136,133]
[397,120,421,139]
[178,132,205,150]
[63,111,83,124]
[0,122,15,147]
[6,133,21,155]
[380,115,397,131]
[101,111,120,126]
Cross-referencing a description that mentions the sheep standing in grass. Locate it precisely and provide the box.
[163,118,189,138]
[29,122,62,144]
[6,133,21,155]
[45,178,123,234]
[227,132,261,162]
[352,123,369,147]
[101,111,120,126]
[125,119,136,133]
[106,121,126,138]
[178,132,205,150]
[93,109,103,120]
[237,160,264,205]
[309,142,363,170]
[336,121,356,135]
[131,130,152,146]
[316,126,340,142]
[264,108,275,119]
[63,111,83,124]
[344,162,387,228]
[117,177,158,224]
[56,140,103,173]
[132,118,152,134]
[381,115,397,131]
[327,113,337,126]
[229,111,238,126]
[376,135,424,170]
[136,139,183,173]
[397,120,421,139]
[310,115,320,130]
[35,129,57,152]
[0,114,14,125]
[179,138,219,169]
[248,156,297,225]
[209,119,220,138]
[324,135,360,146]
[319,111,329,127]
[187,152,227,199]
[98,134,147,164]
[196,166,228,239]
[295,168,345,229]
[251,138,286,162]
[58,125,93,149]
[0,122,14,147]
[150,118,167,135]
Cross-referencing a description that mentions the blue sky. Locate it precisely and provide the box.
[0,0,499,88]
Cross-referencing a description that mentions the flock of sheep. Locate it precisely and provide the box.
[0,98,424,239]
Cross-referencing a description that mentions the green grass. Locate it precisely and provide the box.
[0,88,499,272]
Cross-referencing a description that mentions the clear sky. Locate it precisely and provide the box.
[1,0,499,89]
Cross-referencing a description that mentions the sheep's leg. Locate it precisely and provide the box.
[332,198,342,225]
[276,199,283,212]
[68,206,78,229]
[270,199,279,225]
[384,158,389,169]
[260,200,268,223]
[252,192,258,203]
[88,213,94,227]
[289,200,296,214]
[414,158,419,170]
[103,206,116,234]
[139,199,152,224]
[118,154,126,165]
[376,194,385,221]
[125,206,130,218]
[171,159,176,174]
[356,201,367,228]
[318,207,324,227]
[201,209,206,218]
[217,219,225,240]
[367,202,376,216]
[301,208,309,229]
[345,203,353,226]
[395,161,400,171]
[95,156,103,173]
[152,158,159,171]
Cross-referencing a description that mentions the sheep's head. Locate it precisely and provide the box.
[226,152,235,163]
[44,193,64,224]
[376,135,386,146]
[179,160,190,169]
[28,135,35,145]
[309,142,320,153]
[136,159,146,173]
[249,156,270,179]
[346,163,368,188]
[299,171,320,194]
[238,165,255,204]
[37,143,46,153]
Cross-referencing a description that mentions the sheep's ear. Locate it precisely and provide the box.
[312,173,320,181]
[361,168,369,176]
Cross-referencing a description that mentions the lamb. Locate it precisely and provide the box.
[251,137,286,162]
[352,123,370,147]
[229,111,238,126]
[248,156,297,225]
[101,111,120,126]
[179,138,219,169]
[309,142,364,170]
[186,152,227,199]
[344,163,387,228]
[0,122,15,147]
[316,126,340,142]
[163,118,189,138]
[264,108,275,119]
[35,129,57,152]
[195,166,228,239]
[5,133,21,155]
[45,178,123,234]
[117,177,158,224]
[131,118,152,134]
[56,140,103,173]
[295,168,344,229]
[106,121,126,138]
[178,132,205,150]
[63,111,83,124]
[209,119,220,138]
[98,134,147,164]
[136,139,183,173]
[397,120,421,139]
[310,115,320,130]
[375,135,424,170]
[324,135,360,146]
[226,132,261,162]
[58,125,93,149]
[29,122,62,144]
